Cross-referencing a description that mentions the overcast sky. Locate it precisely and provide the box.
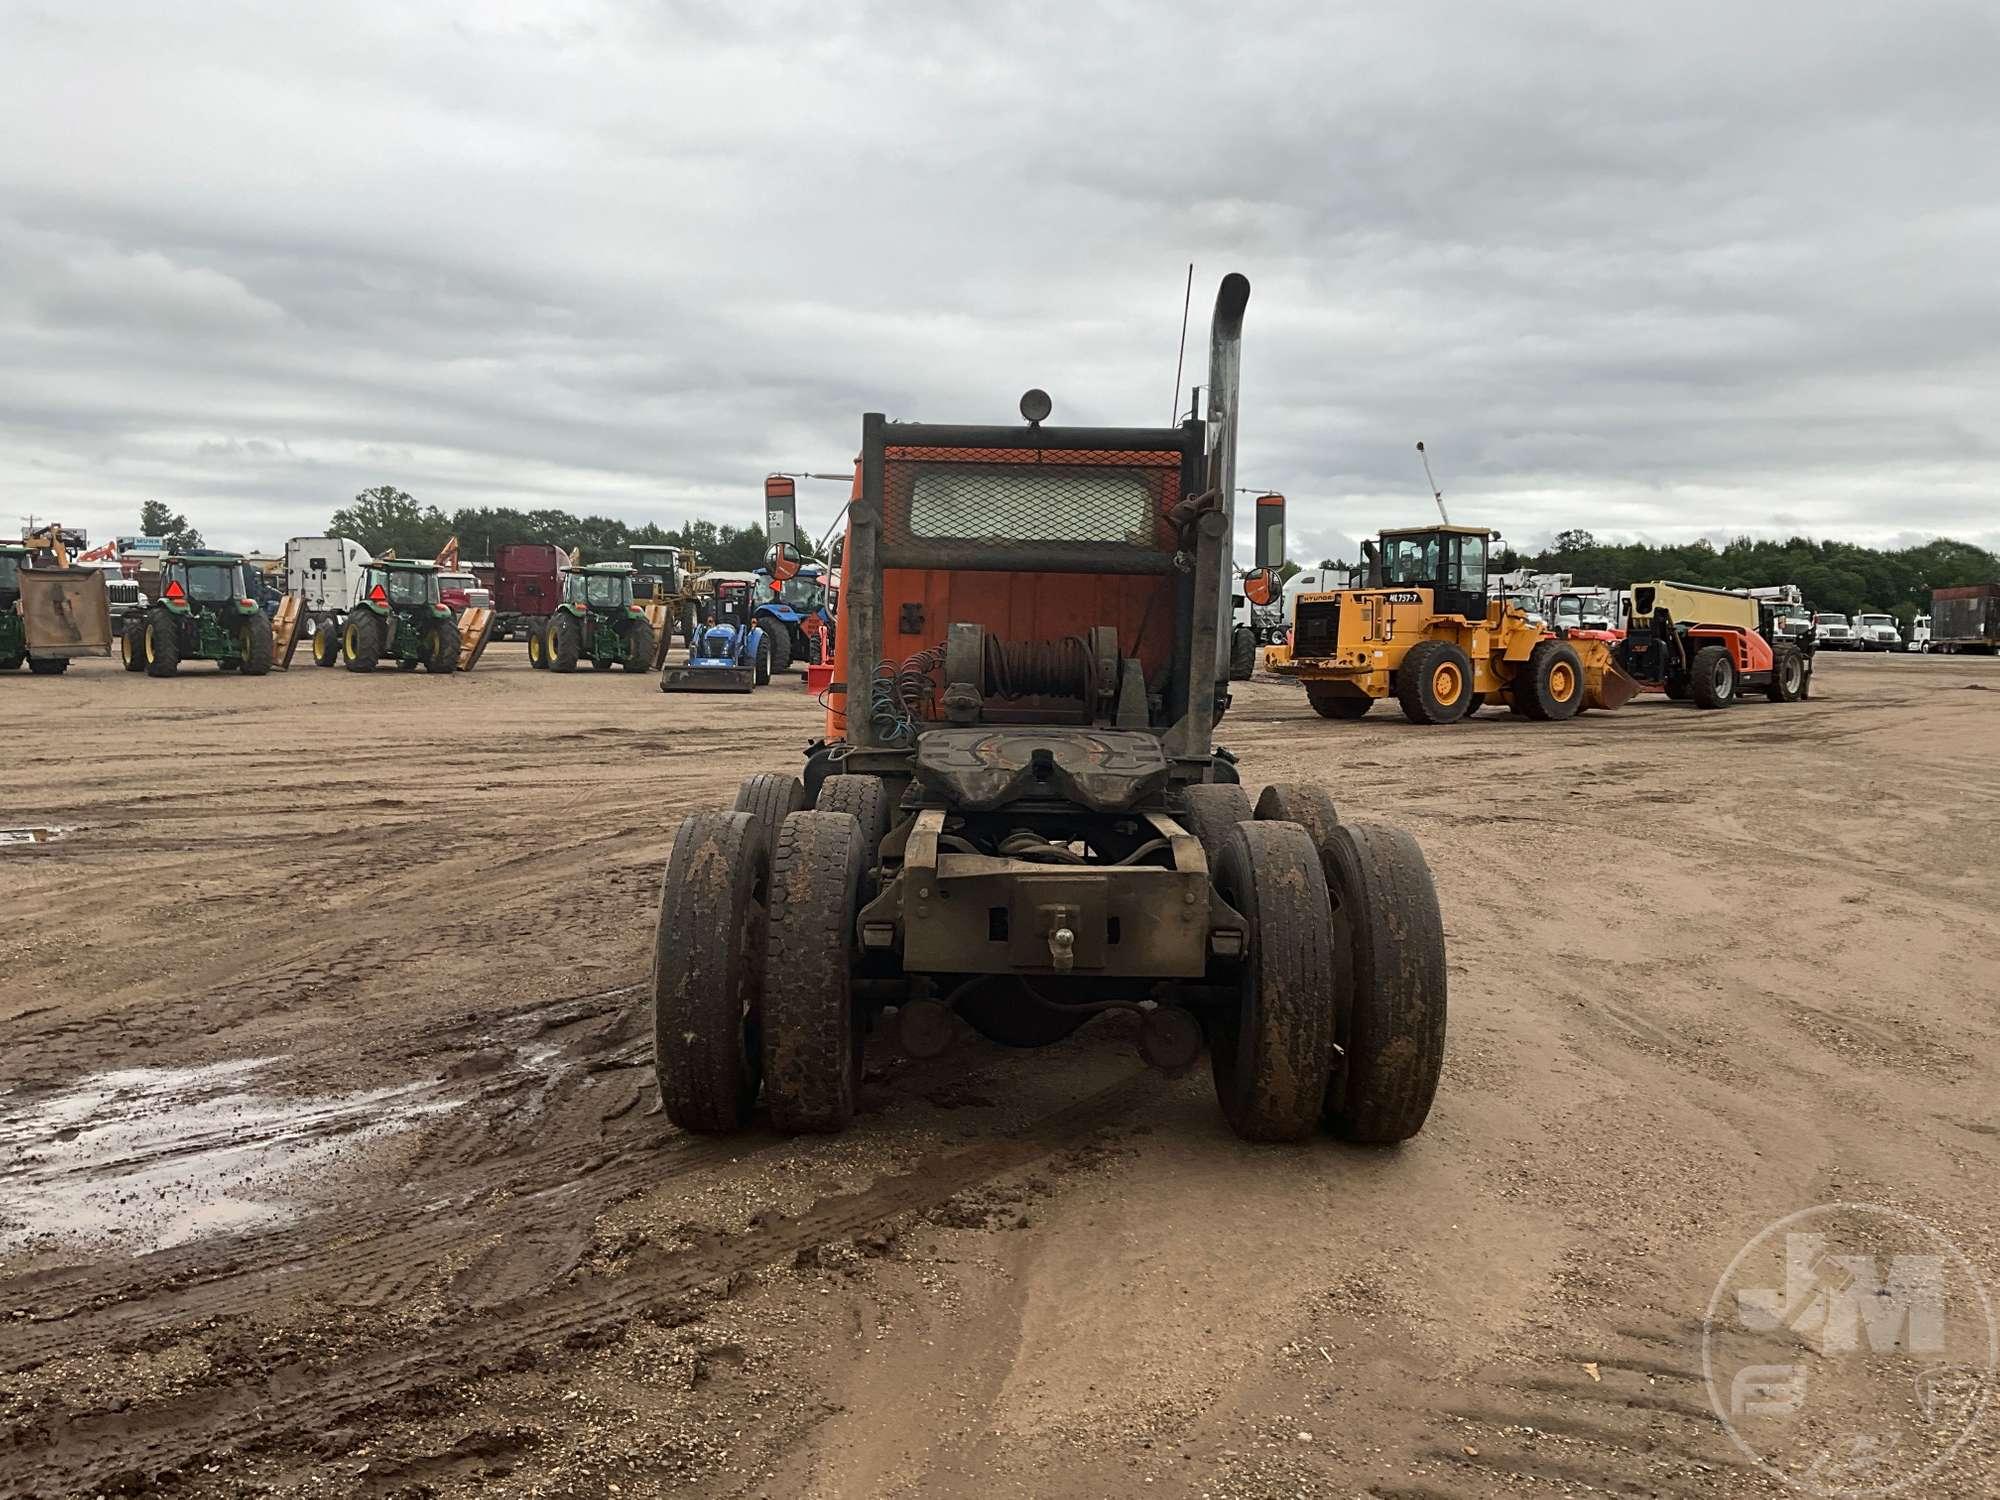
[4,2,1997,565]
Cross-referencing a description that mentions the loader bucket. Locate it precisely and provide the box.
[1573,638,1639,711]
[660,664,754,694]
[18,568,113,656]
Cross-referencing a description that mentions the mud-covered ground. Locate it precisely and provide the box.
[2,647,1996,1499]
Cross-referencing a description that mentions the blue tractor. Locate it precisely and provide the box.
[660,578,771,694]
[748,561,834,674]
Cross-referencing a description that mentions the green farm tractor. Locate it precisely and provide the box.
[0,546,69,675]
[341,559,460,673]
[122,554,274,677]
[537,565,655,673]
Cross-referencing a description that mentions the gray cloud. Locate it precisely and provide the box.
[2,1,1996,557]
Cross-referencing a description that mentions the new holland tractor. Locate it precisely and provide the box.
[649,275,1448,1147]
[340,559,459,673]
[1267,524,1635,723]
[659,578,771,693]
[531,564,656,673]
[122,553,275,677]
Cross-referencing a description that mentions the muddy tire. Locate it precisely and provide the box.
[653,811,769,1132]
[1306,683,1372,720]
[423,615,460,674]
[527,620,551,669]
[1521,639,1585,721]
[1396,640,1473,724]
[145,609,182,677]
[1768,642,1804,703]
[761,810,865,1133]
[733,772,807,858]
[1207,821,1338,1142]
[814,774,892,881]
[121,618,147,672]
[240,612,275,676]
[1229,624,1257,681]
[623,617,656,672]
[342,611,383,672]
[1253,783,1340,853]
[1688,643,1737,709]
[549,613,581,672]
[1179,782,1254,872]
[312,622,341,668]
[26,655,69,675]
[1321,820,1447,1143]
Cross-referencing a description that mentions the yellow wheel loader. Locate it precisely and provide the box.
[1266,524,1635,724]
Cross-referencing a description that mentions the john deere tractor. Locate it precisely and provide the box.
[122,554,275,677]
[341,559,460,673]
[0,545,75,675]
[533,565,655,673]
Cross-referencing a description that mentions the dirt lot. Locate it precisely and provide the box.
[2,647,1996,1499]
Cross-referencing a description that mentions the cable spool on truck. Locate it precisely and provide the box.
[649,274,1449,1147]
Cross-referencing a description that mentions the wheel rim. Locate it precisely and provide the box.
[344,621,360,659]
[121,633,134,667]
[1549,661,1577,700]
[1432,661,1462,704]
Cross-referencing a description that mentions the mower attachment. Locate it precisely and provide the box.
[17,568,113,656]
[660,663,754,694]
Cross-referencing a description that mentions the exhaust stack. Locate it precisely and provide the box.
[1203,273,1250,685]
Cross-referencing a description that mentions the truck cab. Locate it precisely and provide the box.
[1853,612,1901,652]
[1812,611,1854,649]
[1908,614,1932,652]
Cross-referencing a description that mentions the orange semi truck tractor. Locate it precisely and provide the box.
[648,274,1450,1148]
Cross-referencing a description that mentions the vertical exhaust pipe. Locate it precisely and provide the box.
[1205,274,1250,685]
[1174,273,1249,758]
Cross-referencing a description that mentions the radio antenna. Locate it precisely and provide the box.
[1416,440,1449,524]
[1170,262,1193,424]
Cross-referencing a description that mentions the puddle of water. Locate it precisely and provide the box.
[0,1059,460,1254]
[0,826,69,847]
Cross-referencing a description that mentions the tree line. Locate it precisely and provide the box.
[321,487,782,571]
[1495,531,1998,624]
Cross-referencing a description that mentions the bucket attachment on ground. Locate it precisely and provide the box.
[18,568,113,656]
[271,595,304,668]
[660,663,754,693]
[1573,638,1641,711]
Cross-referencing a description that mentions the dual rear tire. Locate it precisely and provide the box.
[653,793,870,1135]
[1180,783,1446,1142]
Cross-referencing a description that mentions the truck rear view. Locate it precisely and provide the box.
[646,275,1450,1149]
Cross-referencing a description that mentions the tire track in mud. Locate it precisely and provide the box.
[7,1072,1152,1496]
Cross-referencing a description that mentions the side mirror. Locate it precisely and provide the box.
[1242,567,1278,607]
[1253,493,1285,570]
[767,542,804,582]
[764,475,798,551]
